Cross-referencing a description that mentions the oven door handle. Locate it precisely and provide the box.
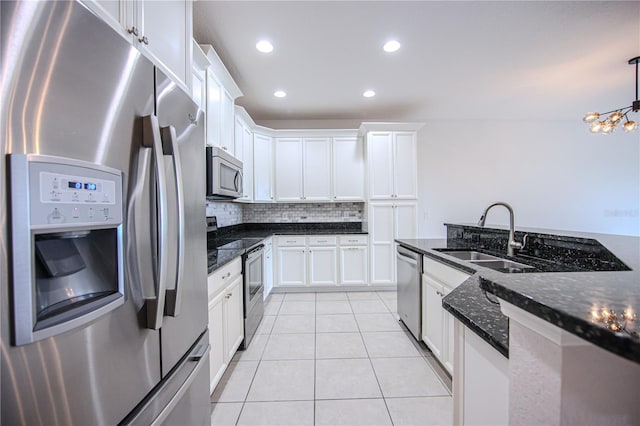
[246,245,264,261]
[161,125,185,317]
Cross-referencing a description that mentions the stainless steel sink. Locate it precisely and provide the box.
[436,250,501,261]
[470,259,535,272]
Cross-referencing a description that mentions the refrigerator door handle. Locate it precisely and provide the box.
[161,125,185,317]
[142,115,169,329]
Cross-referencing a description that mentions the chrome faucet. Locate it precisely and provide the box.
[477,202,527,257]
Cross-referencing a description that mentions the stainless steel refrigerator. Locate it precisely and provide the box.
[1,1,210,424]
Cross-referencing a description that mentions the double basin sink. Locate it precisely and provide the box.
[435,249,535,273]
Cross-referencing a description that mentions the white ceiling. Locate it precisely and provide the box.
[193,1,640,123]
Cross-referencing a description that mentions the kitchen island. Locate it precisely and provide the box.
[397,224,640,425]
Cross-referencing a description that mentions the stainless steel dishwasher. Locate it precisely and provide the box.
[396,245,423,341]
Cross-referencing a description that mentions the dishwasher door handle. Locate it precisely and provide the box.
[397,250,418,266]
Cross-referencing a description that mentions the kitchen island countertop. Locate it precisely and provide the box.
[397,225,640,364]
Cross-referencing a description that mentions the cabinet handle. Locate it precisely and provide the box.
[225,293,232,299]
[138,35,149,45]
[222,272,231,279]
[127,26,139,36]
[317,240,328,243]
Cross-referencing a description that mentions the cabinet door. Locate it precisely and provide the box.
[253,133,273,202]
[367,132,394,199]
[138,0,191,90]
[393,132,417,199]
[303,138,331,201]
[422,275,444,360]
[239,125,253,201]
[395,202,417,239]
[206,73,222,148]
[277,247,307,286]
[443,286,455,375]
[264,247,273,298]
[224,276,244,361]
[339,246,368,285]
[309,247,337,286]
[369,203,395,284]
[333,137,364,201]
[208,291,226,394]
[81,0,133,39]
[221,90,235,154]
[274,138,303,201]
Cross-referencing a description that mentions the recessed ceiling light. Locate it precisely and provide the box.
[383,40,401,53]
[256,40,274,53]
[363,90,376,98]
[274,90,286,98]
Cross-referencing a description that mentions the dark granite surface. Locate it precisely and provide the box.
[397,225,640,364]
[208,222,367,274]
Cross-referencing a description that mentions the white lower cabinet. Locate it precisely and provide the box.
[421,256,470,374]
[263,237,273,299]
[277,246,307,286]
[338,235,368,285]
[453,320,509,426]
[309,247,338,286]
[207,257,244,394]
[369,201,417,285]
[274,235,368,288]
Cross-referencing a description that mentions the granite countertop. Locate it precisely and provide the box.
[207,222,368,273]
[397,225,640,364]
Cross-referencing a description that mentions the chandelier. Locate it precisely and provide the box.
[583,56,640,134]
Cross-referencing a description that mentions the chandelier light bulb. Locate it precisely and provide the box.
[601,120,615,134]
[609,111,624,123]
[623,120,638,132]
[583,112,600,123]
[589,121,604,133]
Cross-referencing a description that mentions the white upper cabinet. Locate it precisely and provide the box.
[82,0,192,92]
[234,114,254,201]
[274,137,332,202]
[333,137,365,201]
[303,138,332,202]
[191,42,207,109]
[253,133,274,202]
[366,131,417,200]
[274,138,304,201]
[200,44,243,155]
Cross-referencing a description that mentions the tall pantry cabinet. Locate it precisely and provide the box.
[363,125,422,286]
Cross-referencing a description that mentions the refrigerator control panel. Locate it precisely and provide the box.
[40,171,116,205]
[12,155,124,228]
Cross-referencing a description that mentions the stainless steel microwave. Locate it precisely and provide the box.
[206,146,243,199]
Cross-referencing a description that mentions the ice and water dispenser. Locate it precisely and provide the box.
[9,154,125,345]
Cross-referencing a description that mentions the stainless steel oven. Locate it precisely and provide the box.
[242,244,264,348]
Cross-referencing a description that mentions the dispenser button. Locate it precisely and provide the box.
[72,192,79,202]
[48,208,64,224]
[103,207,110,220]
[72,207,80,218]
[52,178,59,189]
[88,207,94,218]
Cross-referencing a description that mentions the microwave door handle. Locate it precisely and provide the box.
[234,170,242,193]
[161,125,184,317]
[142,115,169,329]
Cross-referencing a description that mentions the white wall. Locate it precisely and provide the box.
[417,120,640,238]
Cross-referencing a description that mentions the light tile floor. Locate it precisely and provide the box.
[211,291,452,426]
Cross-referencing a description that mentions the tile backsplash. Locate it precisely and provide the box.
[206,201,364,227]
[243,202,363,223]
[205,201,243,227]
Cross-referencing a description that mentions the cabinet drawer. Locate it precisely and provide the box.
[308,236,337,246]
[208,257,242,298]
[278,236,306,246]
[339,235,368,246]
[423,257,471,288]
